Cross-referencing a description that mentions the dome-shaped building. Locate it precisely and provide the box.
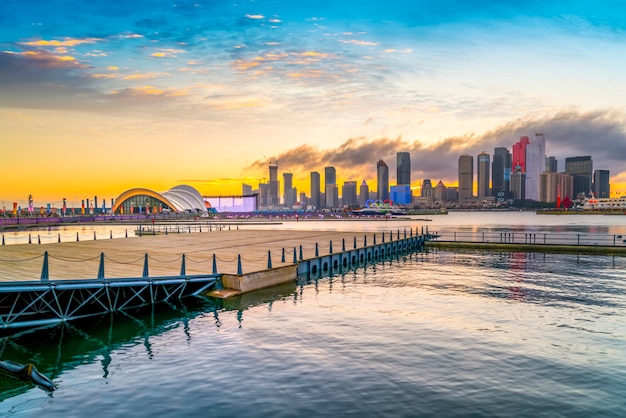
[112,185,207,214]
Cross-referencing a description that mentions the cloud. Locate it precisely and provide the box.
[246,110,626,187]
[19,37,103,47]
[339,39,379,47]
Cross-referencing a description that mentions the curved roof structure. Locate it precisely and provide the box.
[112,185,207,214]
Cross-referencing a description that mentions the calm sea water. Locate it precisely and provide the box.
[1,212,625,417]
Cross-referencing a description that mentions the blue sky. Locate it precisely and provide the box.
[1,0,625,203]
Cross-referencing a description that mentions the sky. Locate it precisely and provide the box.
[1,0,625,207]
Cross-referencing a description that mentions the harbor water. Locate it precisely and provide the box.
[1,212,625,417]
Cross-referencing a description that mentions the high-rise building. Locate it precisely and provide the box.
[377,160,389,201]
[310,171,321,210]
[242,183,253,195]
[512,136,530,172]
[396,152,411,186]
[477,152,490,199]
[433,180,447,202]
[593,170,610,198]
[525,133,546,201]
[565,156,593,198]
[269,163,279,206]
[324,166,336,186]
[283,172,296,208]
[458,154,473,202]
[510,171,526,200]
[342,181,358,207]
[540,172,573,203]
[491,147,511,197]
[421,179,433,198]
[325,184,338,209]
[546,156,557,173]
[390,185,411,205]
[359,180,369,207]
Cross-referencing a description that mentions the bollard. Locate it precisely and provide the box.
[29,233,32,244]
[38,235,41,244]
[373,234,377,245]
[58,233,61,243]
[299,245,303,261]
[329,240,333,254]
[267,250,272,268]
[397,230,400,240]
[94,231,97,240]
[342,238,346,252]
[237,255,242,275]
[212,254,218,274]
[142,253,149,277]
[364,235,367,247]
[353,236,357,249]
[76,232,79,242]
[382,233,385,243]
[125,229,128,238]
[97,252,105,279]
[281,248,286,263]
[40,251,49,281]
[110,230,113,239]
[180,254,186,276]
[293,247,297,264]
[315,243,319,257]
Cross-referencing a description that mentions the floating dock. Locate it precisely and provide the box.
[0,228,429,330]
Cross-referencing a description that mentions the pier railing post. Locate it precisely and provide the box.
[76,232,79,242]
[281,248,285,262]
[237,255,242,275]
[329,240,333,254]
[342,239,345,252]
[364,235,367,247]
[374,234,377,245]
[353,236,357,249]
[98,252,105,279]
[142,253,149,277]
[180,253,186,276]
[293,247,297,264]
[315,243,319,257]
[1,235,4,245]
[40,251,49,281]
[299,245,303,261]
[267,250,272,268]
[212,254,218,274]
[29,233,32,244]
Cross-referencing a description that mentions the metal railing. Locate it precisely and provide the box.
[432,230,626,247]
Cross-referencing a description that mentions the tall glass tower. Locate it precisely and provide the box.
[310,171,321,209]
[396,152,411,186]
[477,152,490,199]
[377,160,389,201]
[458,154,474,202]
[565,156,593,198]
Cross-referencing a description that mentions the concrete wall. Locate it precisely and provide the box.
[221,265,297,293]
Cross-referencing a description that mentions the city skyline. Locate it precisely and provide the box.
[2,1,626,205]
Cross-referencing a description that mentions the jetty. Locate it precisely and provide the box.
[0,228,429,330]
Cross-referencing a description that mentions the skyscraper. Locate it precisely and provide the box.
[525,133,546,201]
[545,156,557,173]
[359,180,369,207]
[512,136,530,172]
[283,172,296,208]
[565,156,593,198]
[477,152,490,199]
[421,179,433,198]
[377,160,389,201]
[540,172,573,203]
[310,171,321,209]
[342,181,358,207]
[324,166,337,209]
[269,163,279,206]
[324,166,336,186]
[396,152,411,186]
[593,170,610,198]
[491,147,511,197]
[458,154,473,202]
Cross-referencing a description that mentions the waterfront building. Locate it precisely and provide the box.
[325,184,338,209]
[433,180,447,202]
[396,152,411,186]
[546,156,557,173]
[283,172,296,208]
[390,185,411,205]
[112,185,207,214]
[492,147,511,198]
[512,136,529,172]
[510,170,526,200]
[310,171,321,210]
[565,156,593,198]
[377,160,389,201]
[324,166,337,186]
[593,170,610,198]
[269,163,279,207]
[258,183,269,207]
[477,152,490,199]
[446,186,458,202]
[421,179,433,199]
[540,172,574,204]
[525,133,546,201]
[458,154,473,202]
[359,180,369,207]
[342,181,358,207]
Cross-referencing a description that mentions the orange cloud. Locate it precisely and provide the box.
[109,85,187,98]
[20,37,102,47]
